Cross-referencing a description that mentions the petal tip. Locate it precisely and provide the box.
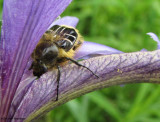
[147,32,160,49]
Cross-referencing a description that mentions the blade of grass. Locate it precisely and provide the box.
[140,85,160,112]
[66,97,89,122]
[81,96,89,122]
[125,84,152,121]
[87,91,122,121]
[66,99,81,122]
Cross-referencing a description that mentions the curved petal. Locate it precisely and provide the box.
[74,41,123,59]
[147,32,160,49]
[0,0,72,119]
[12,50,160,120]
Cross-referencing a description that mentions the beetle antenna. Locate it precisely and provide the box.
[65,57,99,78]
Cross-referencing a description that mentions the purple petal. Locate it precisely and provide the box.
[74,41,123,59]
[0,0,72,119]
[147,32,160,49]
[12,50,160,121]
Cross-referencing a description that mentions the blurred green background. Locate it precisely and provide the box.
[1,0,160,122]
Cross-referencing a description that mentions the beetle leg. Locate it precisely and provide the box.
[55,65,61,101]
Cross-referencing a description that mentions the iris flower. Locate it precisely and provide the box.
[0,0,160,121]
